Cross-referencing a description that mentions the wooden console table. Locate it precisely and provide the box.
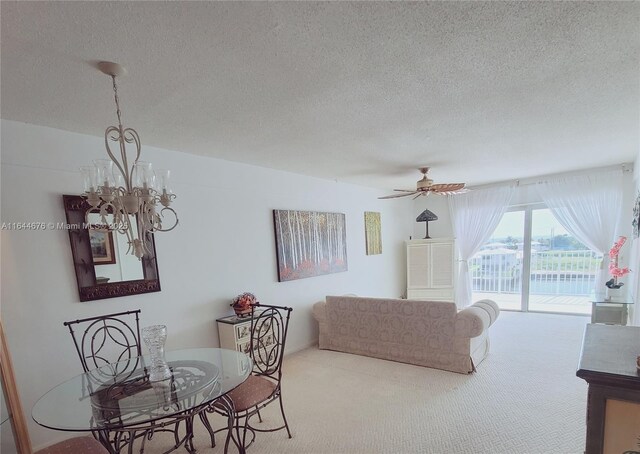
[576,324,640,454]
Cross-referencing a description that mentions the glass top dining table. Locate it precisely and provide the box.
[32,348,251,452]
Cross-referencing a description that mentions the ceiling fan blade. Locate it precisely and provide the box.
[378,192,419,199]
[429,183,466,193]
[412,192,429,200]
[430,189,470,196]
[393,189,418,193]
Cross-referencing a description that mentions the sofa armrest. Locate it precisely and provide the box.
[472,299,500,325]
[455,299,499,338]
[312,301,328,349]
[312,301,326,322]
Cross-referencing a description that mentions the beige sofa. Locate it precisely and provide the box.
[312,295,499,374]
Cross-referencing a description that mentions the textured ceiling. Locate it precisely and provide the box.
[1,1,639,190]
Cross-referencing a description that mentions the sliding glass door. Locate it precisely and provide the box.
[470,210,525,311]
[471,205,599,314]
[527,208,595,314]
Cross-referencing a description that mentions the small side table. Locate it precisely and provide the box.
[216,313,275,360]
[216,315,253,355]
[591,300,633,326]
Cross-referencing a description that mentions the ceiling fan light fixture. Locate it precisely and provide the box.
[417,176,434,190]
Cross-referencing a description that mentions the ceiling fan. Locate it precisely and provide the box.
[378,167,468,199]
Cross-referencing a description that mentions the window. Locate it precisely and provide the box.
[471,205,599,314]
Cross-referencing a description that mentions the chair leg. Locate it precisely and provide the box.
[224,431,232,454]
[256,405,263,423]
[198,410,216,448]
[278,392,292,438]
[216,395,243,454]
[240,413,250,452]
[185,415,196,453]
[127,431,135,454]
[174,420,181,447]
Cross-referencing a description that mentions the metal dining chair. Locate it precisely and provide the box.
[63,309,143,374]
[199,303,293,452]
[63,310,143,449]
[63,310,204,453]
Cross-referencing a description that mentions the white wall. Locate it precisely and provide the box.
[0,120,413,448]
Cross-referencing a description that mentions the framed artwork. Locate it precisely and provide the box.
[89,227,116,265]
[273,210,348,282]
[364,211,382,255]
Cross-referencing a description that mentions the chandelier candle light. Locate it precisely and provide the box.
[81,62,178,259]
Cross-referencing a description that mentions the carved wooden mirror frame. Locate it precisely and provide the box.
[63,195,161,302]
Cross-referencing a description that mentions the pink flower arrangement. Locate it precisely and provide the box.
[608,236,630,279]
[231,292,257,316]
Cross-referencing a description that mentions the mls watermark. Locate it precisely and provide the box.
[1,222,125,231]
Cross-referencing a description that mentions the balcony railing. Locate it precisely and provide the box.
[470,249,601,296]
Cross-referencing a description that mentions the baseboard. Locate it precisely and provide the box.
[285,340,318,356]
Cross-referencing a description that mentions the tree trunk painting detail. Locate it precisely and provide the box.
[273,210,348,282]
[364,211,382,255]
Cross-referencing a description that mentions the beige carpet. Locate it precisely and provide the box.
[146,311,589,454]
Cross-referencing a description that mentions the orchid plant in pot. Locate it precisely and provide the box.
[604,236,631,300]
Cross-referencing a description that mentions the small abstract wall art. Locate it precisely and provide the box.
[364,211,382,255]
[273,210,348,282]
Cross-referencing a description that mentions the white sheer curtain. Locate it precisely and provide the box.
[631,239,640,326]
[536,168,624,291]
[448,185,515,309]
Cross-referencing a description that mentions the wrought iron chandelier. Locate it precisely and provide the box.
[81,62,178,259]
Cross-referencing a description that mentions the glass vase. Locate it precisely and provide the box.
[142,325,171,382]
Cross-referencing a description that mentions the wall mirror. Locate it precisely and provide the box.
[63,195,161,302]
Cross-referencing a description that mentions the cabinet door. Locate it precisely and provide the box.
[430,242,454,287]
[407,240,455,301]
[407,244,430,288]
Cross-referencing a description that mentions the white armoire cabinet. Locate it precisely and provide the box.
[406,238,455,301]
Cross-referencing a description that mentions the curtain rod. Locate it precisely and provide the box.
[468,162,633,191]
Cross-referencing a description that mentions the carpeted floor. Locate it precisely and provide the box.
[146,311,589,454]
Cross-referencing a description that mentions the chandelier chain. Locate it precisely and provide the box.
[111,75,123,130]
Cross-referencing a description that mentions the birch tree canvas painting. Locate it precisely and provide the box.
[364,211,382,255]
[273,210,348,282]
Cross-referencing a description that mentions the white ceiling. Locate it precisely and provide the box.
[1,1,639,190]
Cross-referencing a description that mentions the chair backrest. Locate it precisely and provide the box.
[64,310,142,373]
[249,303,292,380]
